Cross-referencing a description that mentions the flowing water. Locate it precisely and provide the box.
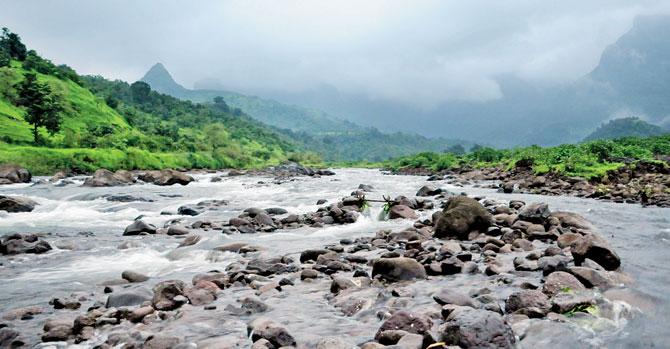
[0,169,668,347]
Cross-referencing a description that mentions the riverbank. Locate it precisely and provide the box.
[1,169,666,347]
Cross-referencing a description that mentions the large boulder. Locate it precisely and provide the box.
[440,307,515,348]
[372,257,427,282]
[434,196,492,239]
[0,164,31,184]
[0,233,52,255]
[138,169,194,186]
[571,233,621,271]
[0,195,37,213]
[83,169,135,187]
[152,280,187,310]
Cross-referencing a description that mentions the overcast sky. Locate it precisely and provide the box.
[3,0,669,107]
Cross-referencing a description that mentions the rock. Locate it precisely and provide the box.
[0,234,52,255]
[434,196,492,239]
[184,287,216,306]
[123,220,157,236]
[240,296,268,313]
[416,185,442,196]
[551,291,596,313]
[505,290,551,317]
[300,249,331,263]
[543,271,585,297]
[0,195,37,213]
[105,287,153,308]
[0,328,24,348]
[0,164,31,183]
[138,169,194,186]
[129,306,154,322]
[557,232,581,248]
[518,203,551,223]
[301,269,319,280]
[316,199,328,205]
[372,257,427,282]
[42,319,73,342]
[152,280,187,310]
[433,289,477,307]
[122,270,150,283]
[397,333,424,349]
[316,336,356,349]
[388,205,418,219]
[571,233,621,271]
[248,318,296,347]
[50,297,81,310]
[178,234,202,247]
[567,266,615,289]
[167,224,190,236]
[375,311,433,342]
[177,205,202,216]
[214,242,261,254]
[440,307,515,348]
[83,169,135,187]
[265,207,288,215]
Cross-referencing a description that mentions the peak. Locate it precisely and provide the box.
[140,62,188,96]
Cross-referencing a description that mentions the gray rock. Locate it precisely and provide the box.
[0,234,52,255]
[138,169,194,186]
[434,196,492,239]
[152,280,187,310]
[518,202,551,223]
[375,311,433,342]
[123,220,157,236]
[121,270,150,283]
[505,290,551,317]
[316,336,356,349]
[543,271,585,297]
[0,195,37,213]
[388,205,418,219]
[0,164,31,183]
[83,169,135,187]
[248,318,296,347]
[571,233,621,271]
[440,307,515,348]
[105,287,152,308]
[372,257,427,282]
[416,185,442,197]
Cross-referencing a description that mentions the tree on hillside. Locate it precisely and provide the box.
[0,49,9,67]
[0,28,27,61]
[14,73,63,144]
[130,81,151,104]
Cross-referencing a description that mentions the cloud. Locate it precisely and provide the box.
[2,0,670,108]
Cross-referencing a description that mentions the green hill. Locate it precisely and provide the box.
[584,117,668,141]
[0,30,300,174]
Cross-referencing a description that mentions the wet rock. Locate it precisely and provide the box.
[177,205,202,216]
[50,297,81,310]
[375,311,433,342]
[551,291,596,313]
[0,164,31,184]
[433,289,478,307]
[178,234,202,247]
[543,271,585,297]
[105,287,153,308]
[0,328,24,348]
[416,185,442,197]
[388,205,418,220]
[518,202,551,224]
[214,242,261,254]
[316,199,328,205]
[300,249,331,263]
[300,269,319,280]
[434,196,493,239]
[248,318,297,347]
[129,306,154,323]
[568,266,615,289]
[571,233,621,271]
[123,220,157,236]
[439,307,515,348]
[122,270,150,283]
[264,207,288,215]
[0,233,52,255]
[330,276,370,294]
[372,257,427,282]
[167,224,190,236]
[83,169,135,187]
[358,184,374,192]
[551,211,595,231]
[505,290,551,317]
[557,232,582,249]
[184,287,216,306]
[138,169,194,186]
[152,280,187,310]
[0,195,37,213]
[42,318,73,342]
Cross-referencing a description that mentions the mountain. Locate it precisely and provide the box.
[141,64,471,161]
[583,117,668,141]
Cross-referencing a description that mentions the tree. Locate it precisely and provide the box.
[445,144,465,155]
[0,28,27,61]
[14,73,63,144]
[0,49,9,67]
[130,81,151,104]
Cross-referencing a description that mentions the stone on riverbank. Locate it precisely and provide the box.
[372,257,427,282]
[0,195,37,213]
[83,169,135,187]
[434,196,492,239]
[0,164,31,184]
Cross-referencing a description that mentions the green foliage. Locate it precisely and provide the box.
[0,28,27,61]
[386,135,670,179]
[14,72,63,144]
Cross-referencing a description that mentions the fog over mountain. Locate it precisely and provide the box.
[3,1,670,146]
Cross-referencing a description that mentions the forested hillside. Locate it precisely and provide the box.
[583,117,668,141]
[0,29,300,174]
